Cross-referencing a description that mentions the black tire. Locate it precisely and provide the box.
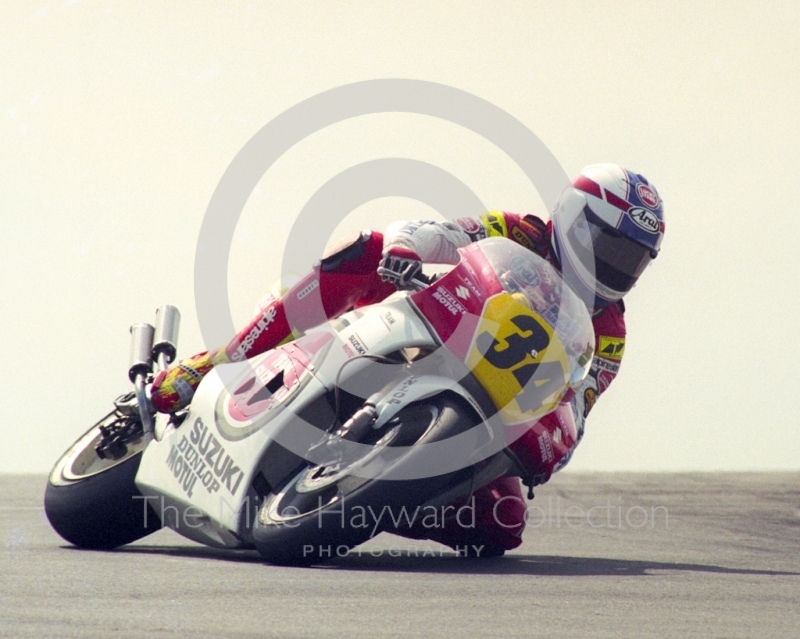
[44,412,162,549]
[252,393,481,566]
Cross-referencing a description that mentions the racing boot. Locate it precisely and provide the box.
[150,349,227,413]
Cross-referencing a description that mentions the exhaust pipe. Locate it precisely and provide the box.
[126,305,181,443]
[128,322,156,443]
[128,323,155,383]
[153,304,181,369]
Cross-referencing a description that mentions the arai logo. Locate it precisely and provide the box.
[636,183,659,208]
[628,208,660,234]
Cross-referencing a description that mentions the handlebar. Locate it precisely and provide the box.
[407,273,432,291]
[375,267,433,292]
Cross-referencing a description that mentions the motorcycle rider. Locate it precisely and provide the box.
[151,163,665,556]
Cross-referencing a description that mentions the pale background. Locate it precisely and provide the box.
[2,1,798,473]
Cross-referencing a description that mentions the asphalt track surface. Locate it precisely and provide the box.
[1,473,798,638]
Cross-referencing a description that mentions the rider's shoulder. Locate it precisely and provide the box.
[497,212,551,257]
[452,211,551,258]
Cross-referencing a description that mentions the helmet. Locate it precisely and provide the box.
[551,164,664,311]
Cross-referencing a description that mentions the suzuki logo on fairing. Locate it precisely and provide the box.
[628,208,660,234]
[455,285,470,300]
[432,286,467,316]
[163,418,245,499]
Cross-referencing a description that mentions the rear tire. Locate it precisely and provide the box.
[44,412,162,549]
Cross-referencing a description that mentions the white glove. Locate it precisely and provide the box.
[377,245,423,289]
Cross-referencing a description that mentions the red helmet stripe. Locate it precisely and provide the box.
[603,189,631,212]
[573,175,602,199]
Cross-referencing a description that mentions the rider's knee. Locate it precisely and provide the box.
[320,230,383,274]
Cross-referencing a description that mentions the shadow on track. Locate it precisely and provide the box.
[328,553,800,577]
[79,544,800,577]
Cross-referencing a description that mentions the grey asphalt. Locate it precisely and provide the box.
[1,472,798,638]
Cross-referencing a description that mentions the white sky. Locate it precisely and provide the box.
[1,1,799,473]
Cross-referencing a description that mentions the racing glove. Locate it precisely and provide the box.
[377,245,423,289]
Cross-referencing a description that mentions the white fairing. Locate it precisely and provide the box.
[135,296,441,548]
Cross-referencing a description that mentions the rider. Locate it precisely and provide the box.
[150,163,665,556]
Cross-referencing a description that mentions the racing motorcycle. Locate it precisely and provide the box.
[45,237,594,565]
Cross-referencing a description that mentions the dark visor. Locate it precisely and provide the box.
[565,206,655,294]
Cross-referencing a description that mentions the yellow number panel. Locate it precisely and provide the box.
[466,293,570,425]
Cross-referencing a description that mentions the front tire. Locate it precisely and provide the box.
[44,412,161,549]
[252,394,481,566]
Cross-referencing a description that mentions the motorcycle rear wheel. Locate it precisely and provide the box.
[44,411,161,549]
[252,393,481,566]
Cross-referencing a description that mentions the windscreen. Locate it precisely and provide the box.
[476,237,595,386]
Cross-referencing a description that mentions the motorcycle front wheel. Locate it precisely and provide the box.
[252,393,483,566]
[44,411,162,549]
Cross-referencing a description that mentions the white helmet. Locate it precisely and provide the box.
[551,164,665,312]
